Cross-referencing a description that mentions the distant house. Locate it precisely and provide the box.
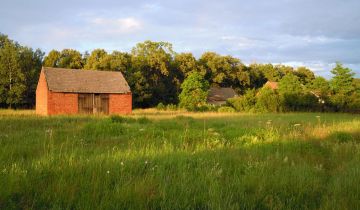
[207,87,237,105]
[264,81,278,90]
[36,67,132,115]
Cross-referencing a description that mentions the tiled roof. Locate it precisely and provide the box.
[43,67,131,93]
[207,87,237,105]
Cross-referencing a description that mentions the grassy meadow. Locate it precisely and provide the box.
[0,109,360,209]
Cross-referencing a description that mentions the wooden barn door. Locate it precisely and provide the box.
[93,94,109,114]
[78,93,109,114]
[78,94,93,114]
[100,94,109,114]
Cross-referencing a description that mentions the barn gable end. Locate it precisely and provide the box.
[36,70,48,115]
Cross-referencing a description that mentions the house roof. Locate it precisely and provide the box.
[207,87,237,105]
[42,67,131,94]
[264,81,278,90]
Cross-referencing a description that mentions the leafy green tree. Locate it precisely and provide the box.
[278,74,303,95]
[83,49,107,70]
[198,52,251,93]
[330,62,355,95]
[275,64,293,77]
[295,66,315,85]
[179,72,209,111]
[278,74,303,111]
[0,38,25,108]
[131,41,177,107]
[310,76,330,99]
[329,62,355,111]
[248,64,267,89]
[58,49,83,69]
[174,52,198,79]
[199,52,242,86]
[107,51,132,73]
[19,47,44,107]
[43,50,60,67]
[249,63,282,82]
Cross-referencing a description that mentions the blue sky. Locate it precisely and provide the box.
[1,0,359,78]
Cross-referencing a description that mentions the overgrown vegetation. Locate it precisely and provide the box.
[0,111,359,209]
[225,64,359,113]
[1,33,359,112]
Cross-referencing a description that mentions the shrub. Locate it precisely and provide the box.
[218,106,236,113]
[179,72,209,111]
[298,93,319,111]
[255,87,281,112]
[227,89,256,112]
[196,104,217,112]
[156,103,166,110]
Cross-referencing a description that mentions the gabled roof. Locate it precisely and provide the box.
[264,81,278,90]
[42,67,131,94]
[207,87,237,105]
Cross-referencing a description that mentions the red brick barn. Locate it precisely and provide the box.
[36,67,132,115]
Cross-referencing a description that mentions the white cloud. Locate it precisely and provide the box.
[91,17,142,34]
[220,36,268,50]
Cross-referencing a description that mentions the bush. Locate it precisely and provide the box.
[255,87,281,112]
[298,93,319,111]
[218,106,236,113]
[196,104,217,112]
[227,89,256,112]
[156,103,166,110]
[179,72,209,111]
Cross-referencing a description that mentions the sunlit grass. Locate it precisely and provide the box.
[0,110,359,209]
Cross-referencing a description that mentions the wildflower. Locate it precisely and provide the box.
[145,160,148,164]
[120,161,124,166]
[106,170,110,174]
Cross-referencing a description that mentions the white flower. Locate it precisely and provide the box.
[145,160,148,164]
[106,170,110,174]
[213,132,220,136]
[120,161,124,166]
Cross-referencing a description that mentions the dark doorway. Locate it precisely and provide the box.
[78,93,109,114]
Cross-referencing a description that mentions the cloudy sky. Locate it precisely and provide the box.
[1,0,359,77]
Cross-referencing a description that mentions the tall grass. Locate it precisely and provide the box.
[0,111,359,209]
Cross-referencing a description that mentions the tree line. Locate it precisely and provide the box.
[0,33,359,112]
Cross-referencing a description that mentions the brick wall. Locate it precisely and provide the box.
[36,70,48,115]
[109,93,132,114]
[48,92,78,115]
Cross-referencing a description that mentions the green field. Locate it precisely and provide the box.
[0,110,360,209]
